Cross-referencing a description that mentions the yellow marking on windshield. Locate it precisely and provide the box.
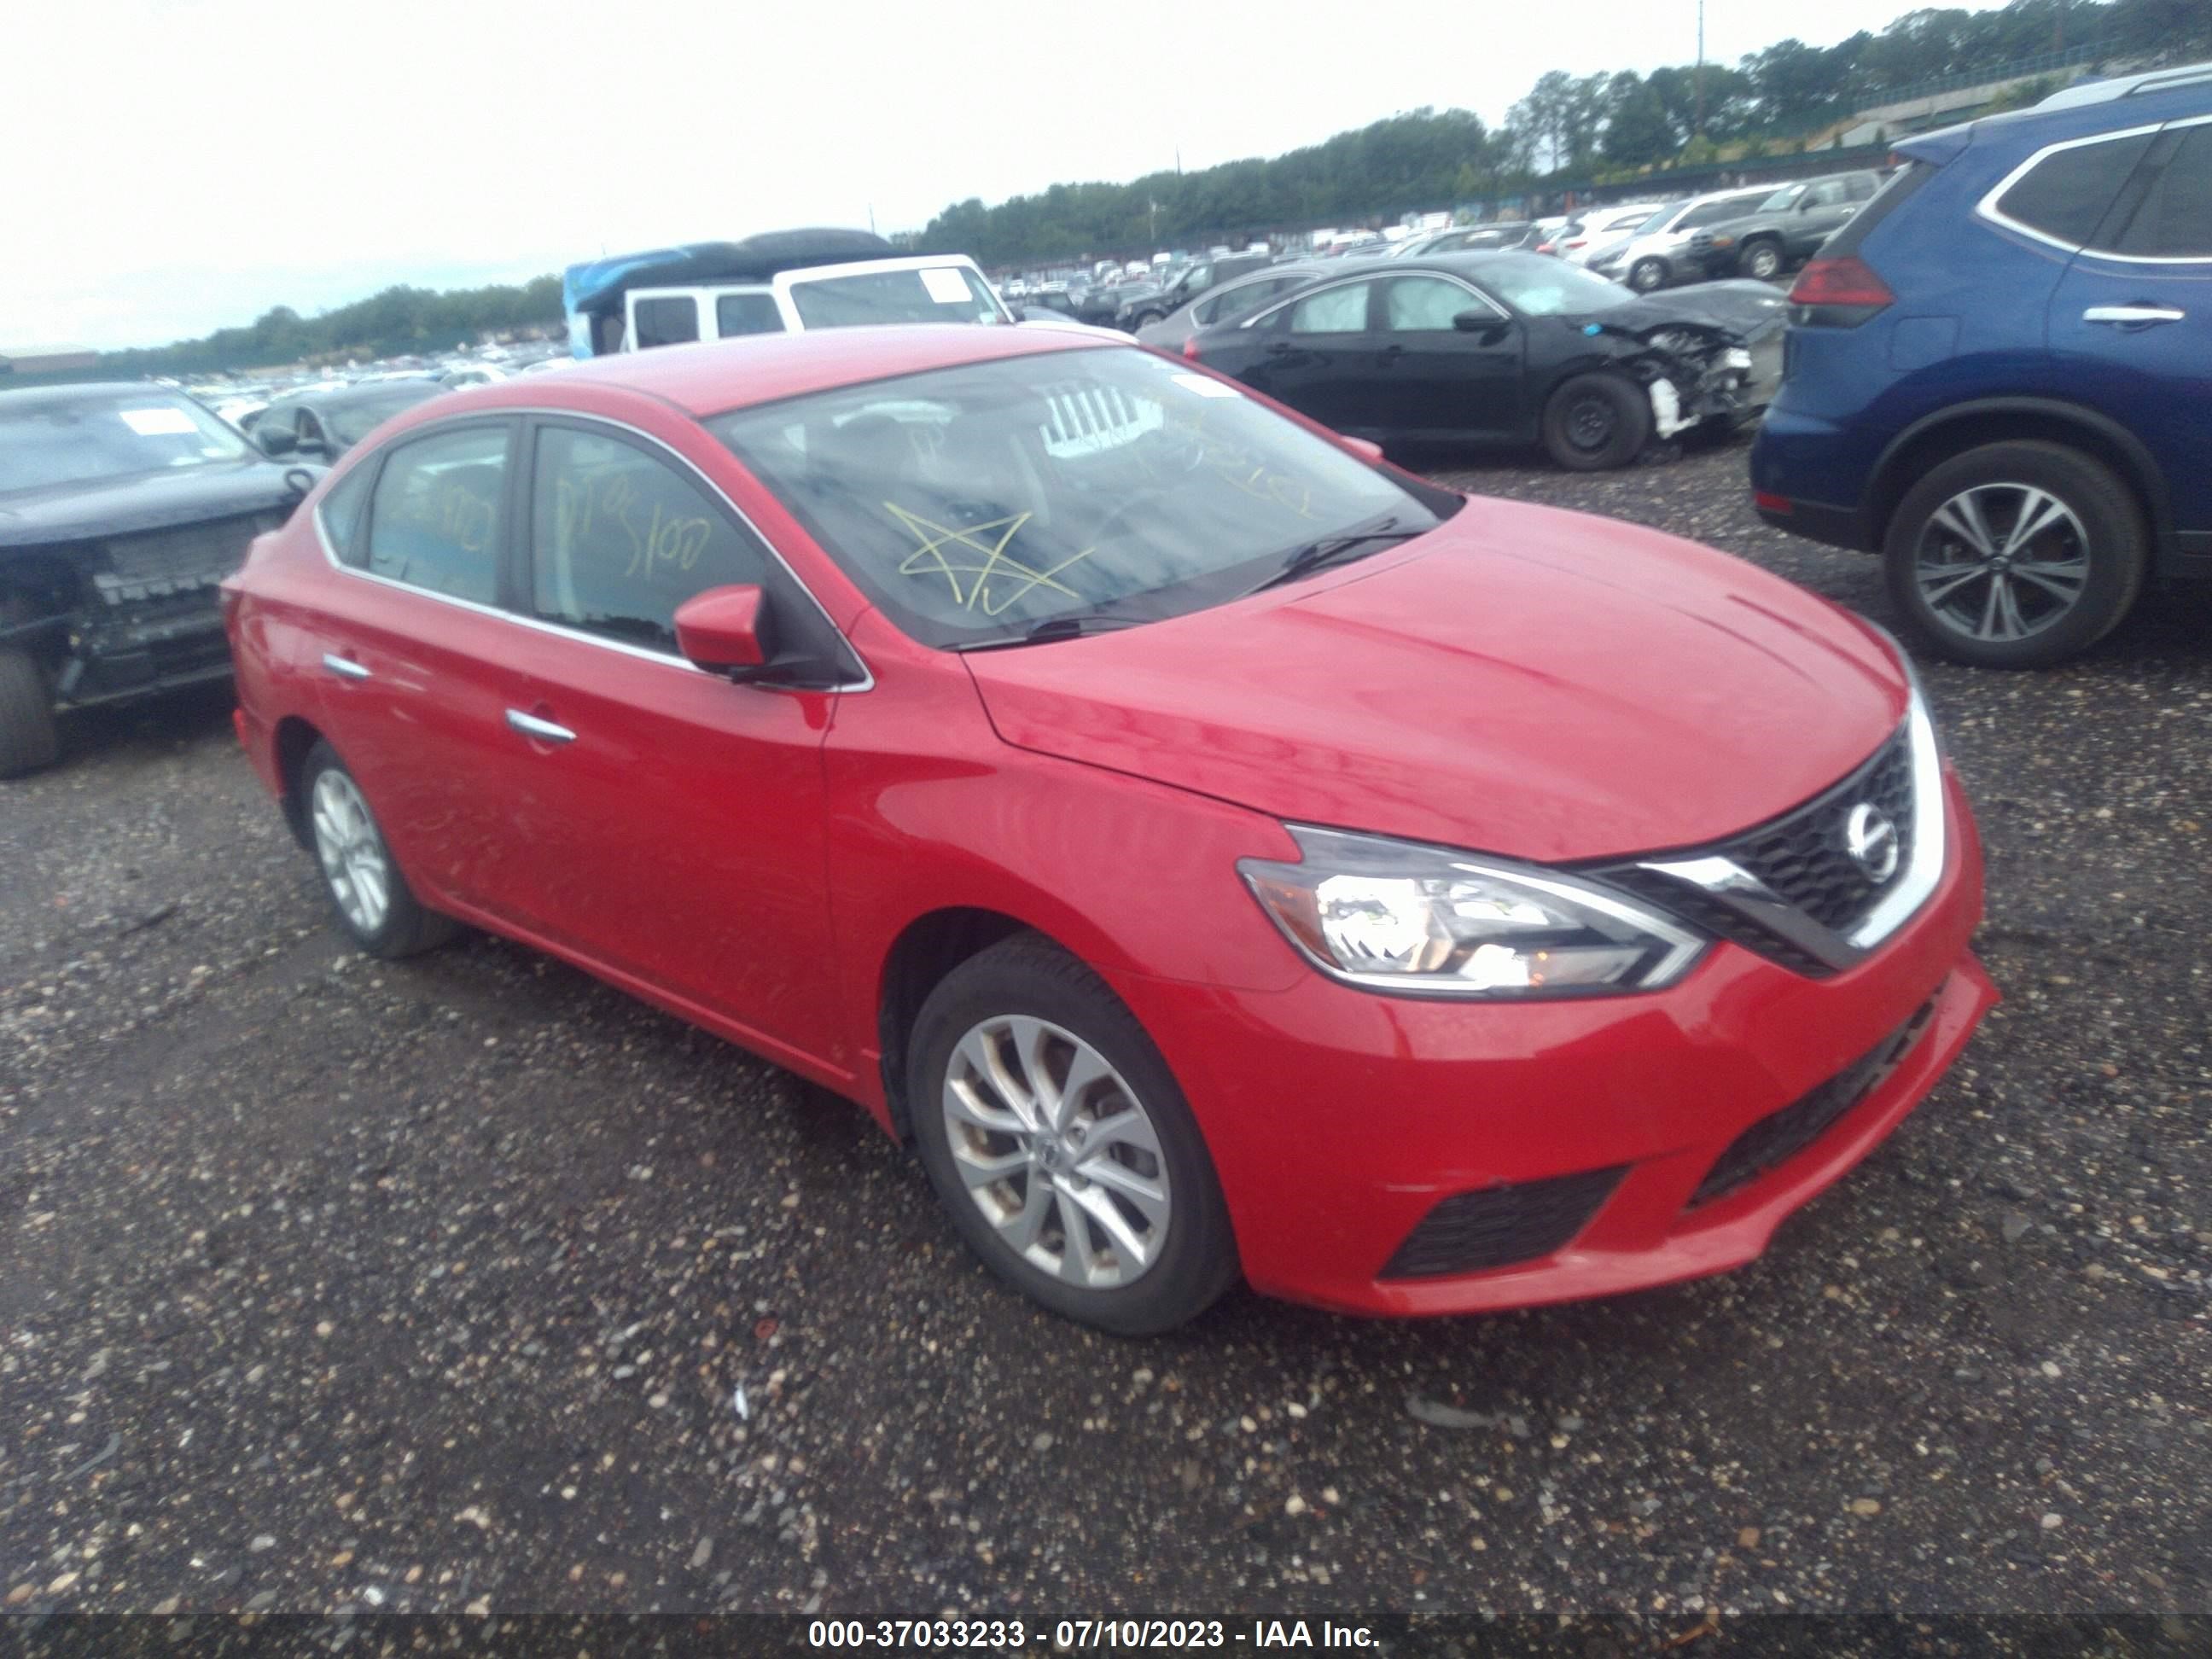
[884,503,1092,614]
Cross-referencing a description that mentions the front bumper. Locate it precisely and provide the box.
[1117,771,1993,1317]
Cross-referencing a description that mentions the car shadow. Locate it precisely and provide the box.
[53,678,239,772]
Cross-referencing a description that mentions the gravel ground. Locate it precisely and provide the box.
[3,432,2208,1622]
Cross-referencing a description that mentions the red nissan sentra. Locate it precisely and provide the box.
[222,324,1996,1334]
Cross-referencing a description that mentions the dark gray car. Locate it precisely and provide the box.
[1694,171,1886,282]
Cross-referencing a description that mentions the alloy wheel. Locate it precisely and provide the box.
[311,769,392,934]
[1745,243,1782,281]
[1913,482,2090,643]
[940,1015,1171,1289]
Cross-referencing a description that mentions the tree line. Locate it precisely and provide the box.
[918,0,2205,267]
[99,275,568,378]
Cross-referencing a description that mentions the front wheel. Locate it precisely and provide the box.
[300,741,457,957]
[1883,440,2146,669]
[1741,240,1784,282]
[1542,373,1652,471]
[0,649,59,779]
[908,934,1238,1334]
[1627,257,1668,293]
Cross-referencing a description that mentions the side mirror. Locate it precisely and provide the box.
[257,425,297,457]
[1452,311,1510,338]
[1341,436,1386,464]
[674,584,774,675]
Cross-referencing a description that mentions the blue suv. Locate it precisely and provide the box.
[1751,61,2212,667]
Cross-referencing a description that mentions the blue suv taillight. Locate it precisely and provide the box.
[1787,257,1896,327]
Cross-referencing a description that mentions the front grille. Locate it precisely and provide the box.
[1689,992,1941,1208]
[1380,1166,1626,1280]
[1721,728,1914,932]
[1582,721,1917,977]
[91,514,269,608]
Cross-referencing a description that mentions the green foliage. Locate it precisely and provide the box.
[101,274,566,375]
[918,0,2191,269]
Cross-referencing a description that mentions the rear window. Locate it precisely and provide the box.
[632,296,701,348]
[715,292,785,337]
[2114,125,2212,258]
[1994,132,2157,247]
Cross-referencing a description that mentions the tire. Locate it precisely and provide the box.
[1541,373,1652,471]
[1741,240,1784,282]
[1627,257,1669,293]
[0,649,59,779]
[1883,440,2146,670]
[299,740,457,957]
[907,934,1239,1335]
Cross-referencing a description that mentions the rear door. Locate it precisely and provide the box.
[303,419,543,924]
[2048,117,2212,542]
[494,416,846,1058]
[1374,273,1525,440]
[1235,277,1386,433]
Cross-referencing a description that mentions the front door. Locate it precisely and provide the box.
[492,417,843,1062]
[2048,118,2212,543]
[1373,274,1526,441]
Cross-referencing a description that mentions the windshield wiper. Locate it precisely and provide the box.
[1241,518,1425,596]
[950,614,1154,652]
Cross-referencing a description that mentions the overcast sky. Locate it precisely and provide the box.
[10,0,1975,351]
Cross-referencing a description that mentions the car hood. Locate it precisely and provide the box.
[963,497,1906,864]
[1598,282,1790,341]
[0,459,313,550]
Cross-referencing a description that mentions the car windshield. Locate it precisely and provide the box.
[0,391,254,494]
[1475,255,1636,317]
[1760,183,1806,212]
[710,346,1450,649]
[789,267,1005,329]
[327,384,444,445]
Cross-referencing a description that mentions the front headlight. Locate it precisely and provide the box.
[1239,826,1706,999]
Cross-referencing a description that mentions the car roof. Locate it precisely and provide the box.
[0,381,196,408]
[273,380,442,410]
[437,324,1107,419]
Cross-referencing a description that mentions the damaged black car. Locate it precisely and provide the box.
[0,383,318,777]
[1182,250,1784,471]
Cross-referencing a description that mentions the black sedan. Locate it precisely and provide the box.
[1183,252,1784,471]
[0,384,318,775]
[253,379,447,463]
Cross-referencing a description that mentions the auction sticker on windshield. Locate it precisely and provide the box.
[1170,373,1239,398]
[920,267,973,304]
[119,406,201,436]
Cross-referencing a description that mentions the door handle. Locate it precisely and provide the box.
[321,652,370,681]
[1378,343,1406,360]
[505,709,576,745]
[2083,305,2186,325]
[1264,341,1295,356]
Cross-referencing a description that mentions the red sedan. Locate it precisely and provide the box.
[222,324,1995,1333]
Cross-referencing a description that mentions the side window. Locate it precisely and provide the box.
[632,295,701,348]
[318,463,376,568]
[363,425,509,604]
[1805,181,1849,209]
[1287,282,1372,334]
[1848,173,1878,201]
[529,426,770,651]
[1386,276,1478,331]
[715,292,786,337]
[1994,132,2157,247]
[2116,125,2212,258]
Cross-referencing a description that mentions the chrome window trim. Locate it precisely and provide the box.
[310,408,873,692]
[1633,684,1948,974]
[1973,114,2212,265]
[1243,268,1507,332]
[1382,271,1511,327]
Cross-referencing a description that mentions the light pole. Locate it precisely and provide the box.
[1694,0,1707,135]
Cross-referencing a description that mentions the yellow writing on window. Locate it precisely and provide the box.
[556,469,713,581]
[884,503,1091,614]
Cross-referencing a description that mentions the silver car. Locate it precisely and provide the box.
[1586,189,1773,293]
[1132,261,1330,352]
